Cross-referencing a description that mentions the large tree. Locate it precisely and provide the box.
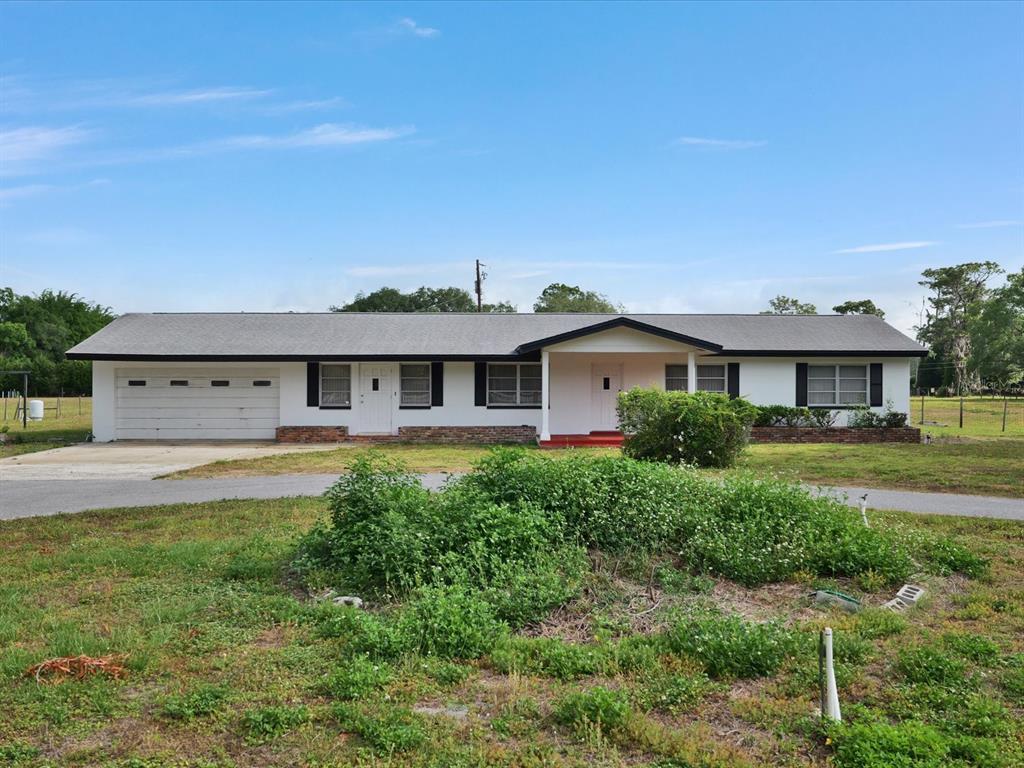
[331,286,514,313]
[0,288,114,395]
[916,261,1002,395]
[760,295,817,315]
[969,268,1024,390]
[832,299,885,319]
[533,283,621,313]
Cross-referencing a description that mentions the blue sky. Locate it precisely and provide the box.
[1,1,1021,335]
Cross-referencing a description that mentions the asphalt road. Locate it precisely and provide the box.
[3,473,1022,521]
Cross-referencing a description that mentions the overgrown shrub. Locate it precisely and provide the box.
[395,583,507,659]
[830,720,951,768]
[896,646,968,688]
[754,404,813,428]
[663,614,797,679]
[616,388,758,467]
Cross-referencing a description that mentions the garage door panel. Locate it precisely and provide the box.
[116,406,280,418]
[115,367,280,440]
[115,417,279,429]
[116,428,279,440]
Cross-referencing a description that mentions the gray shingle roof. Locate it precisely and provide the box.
[66,312,927,359]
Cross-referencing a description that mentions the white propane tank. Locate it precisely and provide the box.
[28,399,44,421]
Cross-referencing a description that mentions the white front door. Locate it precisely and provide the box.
[358,364,395,434]
[591,364,622,431]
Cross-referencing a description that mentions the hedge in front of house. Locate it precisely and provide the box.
[616,388,759,468]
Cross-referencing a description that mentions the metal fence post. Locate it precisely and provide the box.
[1003,397,1009,433]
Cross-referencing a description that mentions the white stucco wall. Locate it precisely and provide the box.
[90,353,914,440]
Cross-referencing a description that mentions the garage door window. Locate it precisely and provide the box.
[128,380,146,386]
[211,380,230,387]
[170,380,188,387]
[321,364,351,406]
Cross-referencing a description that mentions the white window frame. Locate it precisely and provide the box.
[487,362,542,407]
[320,363,352,407]
[808,364,868,406]
[696,364,726,393]
[665,364,688,391]
[399,363,432,407]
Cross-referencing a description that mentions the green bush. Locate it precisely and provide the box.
[478,545,588,627]
[395,583,507,659]
[553,687,633,734]
[632,669,712,713]
[241,705,309,742]
[318,656,392,700]
[754,404,814,428]
[322,453,433,598]
[677,473,913,586]
[943,634,1001,666]
[663,614,797,679]
[616,388,758,467]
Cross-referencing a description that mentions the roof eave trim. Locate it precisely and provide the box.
[64,352,542,362]
[721,349,929,358]
[515,317,725,354]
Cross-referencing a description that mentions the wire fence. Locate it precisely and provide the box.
[910,395,1024,436]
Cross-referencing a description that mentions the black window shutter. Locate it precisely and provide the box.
[474,362,487,406]
[727,363,740,399]
[870,363,883,407]
[306,362,319,407]
[431,362,444,407]
[795,363,808,406]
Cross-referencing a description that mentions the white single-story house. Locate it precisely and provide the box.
[67,313,927,444]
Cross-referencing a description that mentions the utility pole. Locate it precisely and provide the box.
[474,259,486,312]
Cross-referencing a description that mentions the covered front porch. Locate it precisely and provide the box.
[533,323,721,443]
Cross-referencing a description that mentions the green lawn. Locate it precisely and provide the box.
[0,396,92,458]
[1,498,1020,767]
[912,395,1024,438]
[170,439,1024,498]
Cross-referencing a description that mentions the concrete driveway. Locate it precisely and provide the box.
[0,441,339,480]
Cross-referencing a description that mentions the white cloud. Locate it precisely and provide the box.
[673,136,767,150]
[0,125,92,176]
[212,123,414,150]
[263,97,348,114]
[833,241,937,254]
[957,220,1021,229]
[397,18,440,38]
[125,87,271,106]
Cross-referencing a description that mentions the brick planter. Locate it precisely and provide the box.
[750,426,921,444]
[276,426,349,443]
[397,425,537,444]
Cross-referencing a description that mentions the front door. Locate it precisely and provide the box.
[358,364,394,434]
[591,364,622,431]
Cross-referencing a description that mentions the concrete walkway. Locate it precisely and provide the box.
[2,472,1022,521]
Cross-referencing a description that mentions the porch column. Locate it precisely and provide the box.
[687,351,697,393]
[541,349,551,441]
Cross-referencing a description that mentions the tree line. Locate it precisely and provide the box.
[0,288,115,396]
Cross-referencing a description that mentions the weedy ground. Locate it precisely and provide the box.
[1,494,1020,768]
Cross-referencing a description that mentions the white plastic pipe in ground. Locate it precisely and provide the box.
[819,627,842,722]
[859,494,870,527]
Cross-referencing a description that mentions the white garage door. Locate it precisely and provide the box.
[115,368,280,439]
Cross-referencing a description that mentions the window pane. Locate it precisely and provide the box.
[401,364,430,378]
[402,378,430,392]
[808,365,835,379]
[698,378,726,392]
[808,379,837,392]
[838,391,867,405]
[839,365,867,378]
[321,390,350,405]
[839,378,866,391]
[322,364,350,379]
[402,391,430,405]
[697,365,725,378]
[488,376,517,391]
[808,391,836,405]
[489,364,517,378]
[488,390,516,405]
[519,390,542,405]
